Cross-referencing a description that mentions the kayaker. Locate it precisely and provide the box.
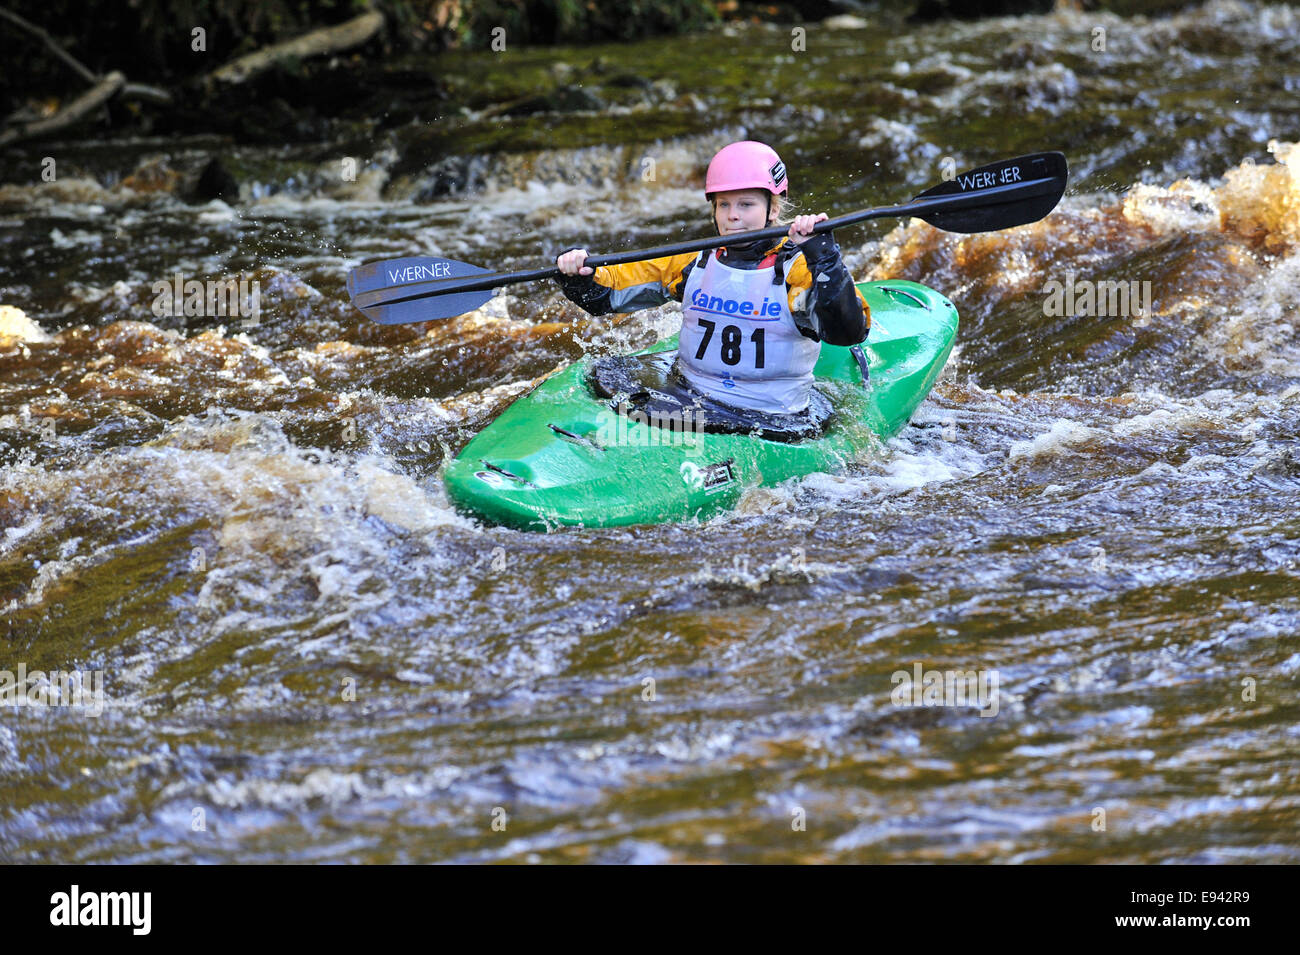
[555,140,870,415]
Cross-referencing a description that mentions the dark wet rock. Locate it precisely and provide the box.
[135,61,448,146]
[255,96,334,142]
[414,154,487,200]
[997,39,1053,69]
[910,0,1053,20]
[911,0,1191,17]
[730,1,851,21]
[192,158,240,203]
[1001,63,1081,107]
[1104,659,1135,684]
[378,105,418,130]
[1102,0,1200,14]
[900,62,972,95]
[604,72,654,90]
[501,85,606,117]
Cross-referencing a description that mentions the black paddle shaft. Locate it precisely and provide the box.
[355,151,1067,313]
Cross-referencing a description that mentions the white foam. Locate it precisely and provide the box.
[872,440,984,492]
[0,306,50,343]
[1007,419,1099,461]
[1203,250,1300,376]
[196,200,238,223]
[48,227,103,248]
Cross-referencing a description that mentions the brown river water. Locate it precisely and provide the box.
[1,1,1298,862]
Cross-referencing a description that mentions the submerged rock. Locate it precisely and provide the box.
[192,158,240,203]
[122,157,183,194]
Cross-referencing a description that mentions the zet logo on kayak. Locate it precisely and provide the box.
[597,403,706,449]
[680,459,735,494]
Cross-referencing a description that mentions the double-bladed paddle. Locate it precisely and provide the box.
[347,151,1067,325]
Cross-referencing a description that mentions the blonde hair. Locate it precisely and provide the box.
[768,194,801,227]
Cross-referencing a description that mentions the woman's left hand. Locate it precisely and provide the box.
[788,213,829,245]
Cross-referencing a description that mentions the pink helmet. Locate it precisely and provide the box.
[704,141,788,198]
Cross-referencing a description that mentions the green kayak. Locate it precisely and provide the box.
[443,279,958,530]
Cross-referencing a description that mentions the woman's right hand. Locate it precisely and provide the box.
[556,248,593,276]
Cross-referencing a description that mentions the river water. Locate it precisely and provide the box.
[2,1,1298,862]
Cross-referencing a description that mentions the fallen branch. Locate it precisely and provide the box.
[120,82,174,107]
[0,7,98,85]
[207,9,385,85]
[0,7,173,140]
[0,71,125,147]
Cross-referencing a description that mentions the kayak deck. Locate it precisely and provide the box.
[443,280,958,530]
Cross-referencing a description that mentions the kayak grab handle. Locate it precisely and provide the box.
[548,423,605,452]
[479,460,538,487]
[850,345,870,388]
[878,286,931,310]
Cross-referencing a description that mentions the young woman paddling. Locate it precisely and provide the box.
[555,140,870,415]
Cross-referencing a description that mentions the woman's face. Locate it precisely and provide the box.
[713,189,777,236]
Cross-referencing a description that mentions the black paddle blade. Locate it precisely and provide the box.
[347,256,494,325]
[912,152,1068,233]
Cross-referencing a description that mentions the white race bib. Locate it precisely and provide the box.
[677,251,819,413]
